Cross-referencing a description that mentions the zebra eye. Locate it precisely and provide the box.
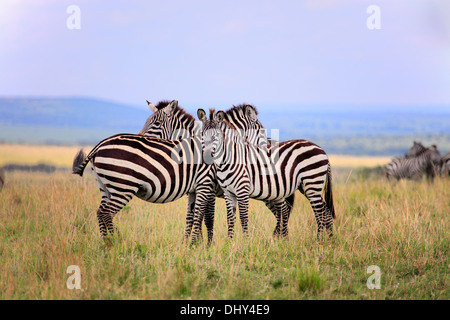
[153,121,161,127]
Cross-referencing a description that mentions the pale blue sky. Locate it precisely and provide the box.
[1,0,449,109]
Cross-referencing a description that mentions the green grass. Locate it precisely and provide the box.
[0,170,448,299]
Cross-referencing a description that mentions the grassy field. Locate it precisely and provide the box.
[0,160,448,299]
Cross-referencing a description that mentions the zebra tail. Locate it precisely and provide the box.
[72,149,89,176]
[325,163,336,219]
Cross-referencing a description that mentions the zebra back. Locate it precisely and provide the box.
[200,109,330,200]
[74,134,214,201]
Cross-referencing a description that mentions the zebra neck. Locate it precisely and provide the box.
[219,129,247,167]
[169,109,198,139]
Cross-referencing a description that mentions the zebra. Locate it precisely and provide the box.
[195,108,335,240]
[139,101,295,237]
[385,145,442,182]
[405,141,449,177]
[72,133,218,244]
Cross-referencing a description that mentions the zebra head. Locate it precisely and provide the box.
[197,108,225,165]
[428,145,442,167]
[138,100,196,140]
[405,141,426,158]
[224,104,268,148]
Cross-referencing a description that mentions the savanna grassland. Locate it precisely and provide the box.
[0,145,448,300]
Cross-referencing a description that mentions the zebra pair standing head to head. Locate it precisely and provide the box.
[196,105,267,147]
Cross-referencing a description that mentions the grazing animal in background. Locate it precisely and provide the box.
[140,100,295,238]
[72,134,217,243]
[385,145,442,182]
[0,167,4,191]
[195,109,335,241]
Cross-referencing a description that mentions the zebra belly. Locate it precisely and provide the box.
[135,182,187,203]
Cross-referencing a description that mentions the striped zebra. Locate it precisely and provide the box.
[139,100,295,237]
[195,109,335,240]
[72,133,218,243]
[405,141,449,177]
[385,145,442,182]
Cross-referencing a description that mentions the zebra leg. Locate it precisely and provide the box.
[265,194,294,237]
[264,200,281,237]
[223,191,237,239]
[191,188,215,244]
[203,195,216,245]
[183,192,196,243]
[273,200,290,238]
[96,197,130,237]
[305,190,333,238]
[236,193,250,237]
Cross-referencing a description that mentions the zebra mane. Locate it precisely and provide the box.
[154,100,171,110]
[208,108,236,130]
[155,100,196,124]
[224,103,258,117]
[209,108,215,120]
[416,145,436,156]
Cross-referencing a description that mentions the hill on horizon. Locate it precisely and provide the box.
[0,96,449,155]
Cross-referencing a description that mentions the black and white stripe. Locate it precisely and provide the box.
[197,109,335,239]
[72,134,217,242]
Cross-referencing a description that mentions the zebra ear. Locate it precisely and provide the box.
[164,100,178,115]
[147,100,157,113]
[245,105,257,121]
[197,108,207,122]
[216,111,225,123]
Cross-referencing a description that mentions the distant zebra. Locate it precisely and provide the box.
[195,109,335,240]
[72,134,217,243]
[405,141,449,177]
[139,100,295,237]
[385,145,442,182]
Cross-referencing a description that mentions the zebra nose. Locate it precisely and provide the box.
[203,147,215,165]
